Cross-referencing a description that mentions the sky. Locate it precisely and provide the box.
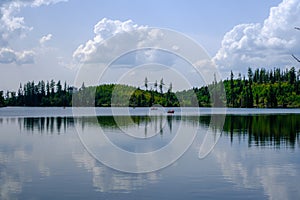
[1,0,300,91]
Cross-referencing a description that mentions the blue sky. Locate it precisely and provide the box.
[19,0,281,54]
[1,0,299,91]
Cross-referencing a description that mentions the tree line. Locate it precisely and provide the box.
[1,80,72,107]
[1,67,300,108]
[223,67,300,107]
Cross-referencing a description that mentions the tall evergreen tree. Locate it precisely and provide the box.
[50,80,55,96]
[46,81,50,97]
[0,91,4,107]
[64,81,67,93]
[248,67,253,84]
[168,82,172,93]
[230,71,235,106]
[159,78,164,94]
[56,81,62,94]
[144,77,148,91]
[40,81,45,97]
[289,67,296,85]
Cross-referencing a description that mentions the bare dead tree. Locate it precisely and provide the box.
[292,54,300,62]
[292,27,300,62]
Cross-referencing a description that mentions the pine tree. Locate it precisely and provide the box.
[144,77,148,91]
[56,81,62,94]
[50,80,55,96]
[46,81,50,97]
[248,67,253,84]
[168,82,172,93]
[230,71,235,106]
[159,78,164,94]
[0,91,4,107]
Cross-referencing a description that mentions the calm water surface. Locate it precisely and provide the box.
[0,107,299,199]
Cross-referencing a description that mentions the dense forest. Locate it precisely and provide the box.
[0,80,72,107]
[224,67,300,107]
[1,67,300,108]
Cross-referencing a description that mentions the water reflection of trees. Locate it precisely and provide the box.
[222,115,300,147]
[16,114,300,147]
[20,117,74,134]
[18,116,198,137]
[19,116,178,136]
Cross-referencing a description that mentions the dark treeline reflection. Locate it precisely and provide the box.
[223,114,300,147]
[17,116,184,135]
[11,114,300,147]
[20,117,75,134]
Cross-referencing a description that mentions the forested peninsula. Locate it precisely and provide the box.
[1,67,300,108]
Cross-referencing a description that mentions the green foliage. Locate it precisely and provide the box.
[2,67,300,108]
[0,91,5,107]
[4,80,72,107]
[223,67,300,108]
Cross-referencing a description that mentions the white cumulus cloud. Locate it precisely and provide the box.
[72,18,216,88]
[0,48,35,65]
[73,18,148,63]
[39,33,52,45]
[213,0,300,71]
[0,0,66,65]
[72,18,184,66]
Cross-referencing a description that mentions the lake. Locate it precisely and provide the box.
[0,107,300,199]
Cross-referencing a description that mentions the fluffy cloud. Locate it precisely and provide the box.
[73,18,148,63]
[0,0,65,64]
[0,48,35,65]
[0,0,65,37]
[39,33,52,45]
[72,18,193,67]
[73,18,217,89]
[214,0,300,71]
[73,18,189,66]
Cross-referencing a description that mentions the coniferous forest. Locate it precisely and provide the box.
[1,67,300,108]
